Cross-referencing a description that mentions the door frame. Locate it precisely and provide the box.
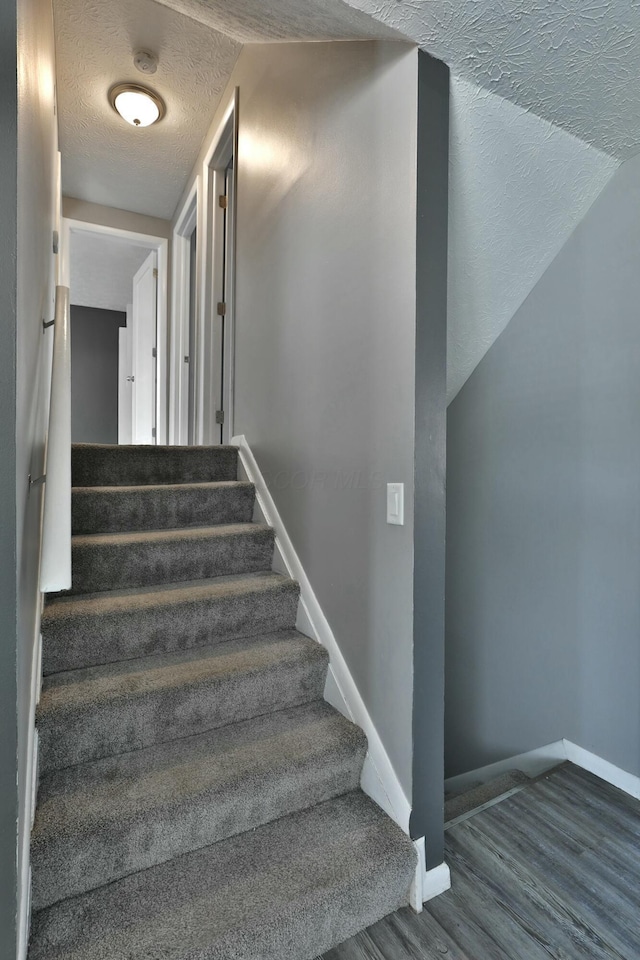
[170,181,199,444]
[201,89,238,444]
[60,218,169,442]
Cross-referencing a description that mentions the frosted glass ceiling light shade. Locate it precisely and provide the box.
[109,83,165,127]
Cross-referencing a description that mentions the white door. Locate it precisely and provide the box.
[118,306,133,443]
[131,251,157,444]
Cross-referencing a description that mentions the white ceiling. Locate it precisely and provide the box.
[70,231,153,312]
[342,0,640,159]
[151,0,398,42]
[54,0,242,219]
[56,0,640,223]
[53,0,396,221]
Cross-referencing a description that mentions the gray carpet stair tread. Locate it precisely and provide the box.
[72,480,256,533]
[42,571,300,674]
[37,631,329,771]
[72,443,239,486]
[32,700,367,909]
[29,790,416,960]
[70,522,275,594]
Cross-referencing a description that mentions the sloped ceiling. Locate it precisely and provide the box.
[447,77,618,402]
[341,0,640,159]
[337,0,628,398]
[150,0,399,41]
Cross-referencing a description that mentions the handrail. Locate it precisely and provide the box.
[40,285,71,591]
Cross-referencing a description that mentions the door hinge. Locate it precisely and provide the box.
[152,427,156,438]
[152,347,157,359]
[215,410,225,425]
[184,355,190,363]
[218,195,228,209]
[153,268,158,279]
[217,302,226,316]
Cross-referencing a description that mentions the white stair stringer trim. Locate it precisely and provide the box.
[232,434,412,835]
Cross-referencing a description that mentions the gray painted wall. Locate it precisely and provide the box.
[0,0,20,951]
[71,306,126,444]
[1,0,59,953]
[196,41,420,794]
[446,151,640,779]
[411,51,448,865]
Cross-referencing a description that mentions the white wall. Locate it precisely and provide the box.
[177,41,419,794]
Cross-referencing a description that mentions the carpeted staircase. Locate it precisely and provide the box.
[29,443,416,960]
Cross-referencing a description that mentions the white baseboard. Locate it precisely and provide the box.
[409,837,451,911]
[445,741,567,797]
[563,740,640,800]
[446,739,640,806]
[232,434,412,833]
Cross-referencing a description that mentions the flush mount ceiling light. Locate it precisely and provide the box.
[109,83,165,127]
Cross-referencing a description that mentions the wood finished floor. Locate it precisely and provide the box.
[320,763,640,959]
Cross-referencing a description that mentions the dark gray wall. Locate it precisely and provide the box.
[0,0,20,951]
[411,51,448,867]
[446,152,640,779]
[71,306,126,444]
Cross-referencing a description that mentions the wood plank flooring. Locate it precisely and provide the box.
[320,763,640,959]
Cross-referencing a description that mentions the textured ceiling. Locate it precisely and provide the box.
[54,0,398,220]
[342,0,640,159]
[151,0,398,41]
[447,77,618,403]
[54,0,241,219]
[70,232,153,312]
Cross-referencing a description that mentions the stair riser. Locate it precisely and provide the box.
[72,484,255,534]
[72,445,239,486]
[42,585,300,674]
[38,654,329,772]
[70,529,275,594]
[32,740,366,909]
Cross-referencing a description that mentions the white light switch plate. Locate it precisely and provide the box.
[387,482,404,525]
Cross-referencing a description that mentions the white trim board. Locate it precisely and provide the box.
[445,741,567,797]
[563,740,640,800]
[410,838,451,911]
[232,434,412,834]
[169,180,199,445]
[445,739,640,804]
